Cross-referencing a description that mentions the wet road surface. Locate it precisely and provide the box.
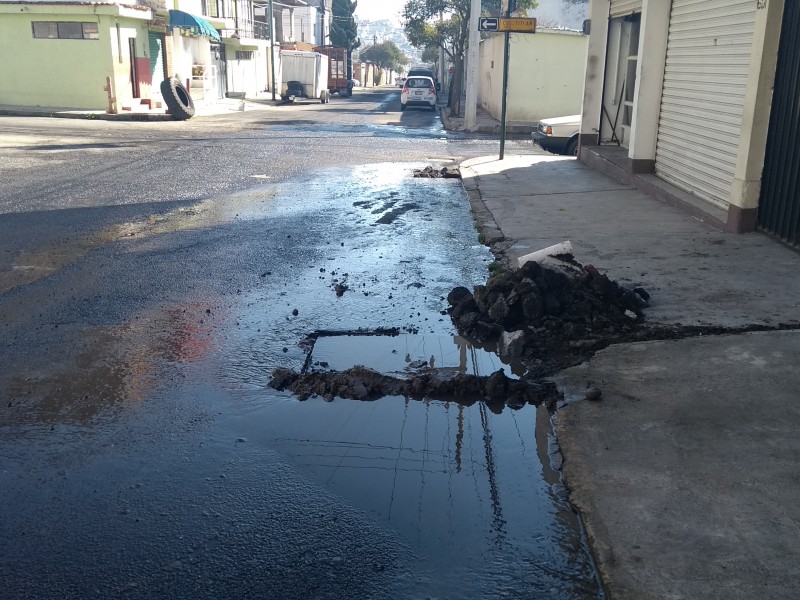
[0,90,602,598]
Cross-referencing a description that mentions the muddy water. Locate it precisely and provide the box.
[222,333,600,598]
[0,162,603,599]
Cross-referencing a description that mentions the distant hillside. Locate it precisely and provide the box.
[356,19,421,68]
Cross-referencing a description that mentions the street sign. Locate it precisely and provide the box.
[498,17,537,33]
[479,17,499,32]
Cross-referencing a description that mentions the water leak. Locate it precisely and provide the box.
[0,161,604,598]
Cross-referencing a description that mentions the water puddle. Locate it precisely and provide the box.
[305,333,524,378]
[227,385,601,598]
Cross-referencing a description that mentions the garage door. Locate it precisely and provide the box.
[654,0,756,209]
[148,32,166,88]
[610,0,642,18]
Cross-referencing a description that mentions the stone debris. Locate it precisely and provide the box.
[269,365,562,411]
[447,260,649,376]
[413,166,461,179]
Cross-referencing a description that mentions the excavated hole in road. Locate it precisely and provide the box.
[270,330,561,413]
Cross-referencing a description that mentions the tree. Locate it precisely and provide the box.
[330,0,360,52]
[421,45,440,64]
[329,0,360,80]
[402,0,537,114]
[361,41,409,76]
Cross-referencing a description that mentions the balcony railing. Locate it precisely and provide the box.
[221,18,270,41]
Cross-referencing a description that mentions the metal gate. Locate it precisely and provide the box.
[758,0,800,246]
[654,0,756,210]
[210,43,227,99]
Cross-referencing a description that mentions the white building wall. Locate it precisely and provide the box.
[528,0,589,31]
[478,30,587,123]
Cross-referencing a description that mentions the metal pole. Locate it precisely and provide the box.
[464,0,480,130]
[499,1,513,160]
[268,0,276,100]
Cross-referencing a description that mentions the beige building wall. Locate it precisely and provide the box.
[478,30,587,123]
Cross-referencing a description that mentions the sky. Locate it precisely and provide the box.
[354,0,407,26]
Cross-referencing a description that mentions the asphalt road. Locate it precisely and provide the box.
[0,88,602,599]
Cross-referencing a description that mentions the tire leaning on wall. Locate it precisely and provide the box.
[160,78,195,120]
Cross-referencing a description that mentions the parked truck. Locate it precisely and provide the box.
[279,50,331,103]
[313,46,354,98]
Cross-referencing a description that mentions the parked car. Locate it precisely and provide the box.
[532,115,581,155]
[400,76,437,112]
[395,76,406,88]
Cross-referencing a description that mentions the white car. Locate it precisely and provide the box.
[531,115,581,155]
[400,76,437,112]
[395,76,406,88]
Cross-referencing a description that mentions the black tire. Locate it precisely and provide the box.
[431,103,437,112]
[565,138,578,157]
[401,103,406,112]
[160,78,195,120]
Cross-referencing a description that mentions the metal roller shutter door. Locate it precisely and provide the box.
[654,0,756,210]
[148,32,165,87]
[610,0,642,18]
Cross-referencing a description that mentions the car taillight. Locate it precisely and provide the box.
[402,85,409,93]
[545,126,552,135]
[429,86,435,94]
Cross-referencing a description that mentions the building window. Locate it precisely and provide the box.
[32,22,100,40]
[236,51,254,60]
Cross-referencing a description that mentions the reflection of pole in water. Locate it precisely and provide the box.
[455,404,464,473]
[480,403,506,543]
[388,397,410,519]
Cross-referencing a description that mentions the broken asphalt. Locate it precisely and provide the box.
[458,152,800,599]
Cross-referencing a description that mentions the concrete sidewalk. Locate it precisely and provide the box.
[460,154,800,599]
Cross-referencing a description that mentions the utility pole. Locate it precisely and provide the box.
[268,0,276,100]
[464,0,480,130]
[499,0,514,160]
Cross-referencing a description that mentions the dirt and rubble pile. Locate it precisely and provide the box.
[270,365,561,411]
[413,166,461,179]
[447,259,650,374]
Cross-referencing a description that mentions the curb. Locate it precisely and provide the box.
[0,108,174,121]
[459,163,511,265]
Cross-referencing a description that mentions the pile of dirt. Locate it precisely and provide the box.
[413,166,461,179]
[447,259,650,375]
[270,365,561,411]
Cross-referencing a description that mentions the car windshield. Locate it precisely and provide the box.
[407,78,431,88]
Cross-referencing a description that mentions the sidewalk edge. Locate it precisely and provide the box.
[459,162,509,264]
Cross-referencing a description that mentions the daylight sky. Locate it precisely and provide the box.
[354,0,407,26]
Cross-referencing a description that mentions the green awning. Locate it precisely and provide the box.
[168,10,221,41]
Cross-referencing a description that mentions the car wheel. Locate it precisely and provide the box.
[401,103,406,111]
[565,138,578,157]
[430,103,436,112]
